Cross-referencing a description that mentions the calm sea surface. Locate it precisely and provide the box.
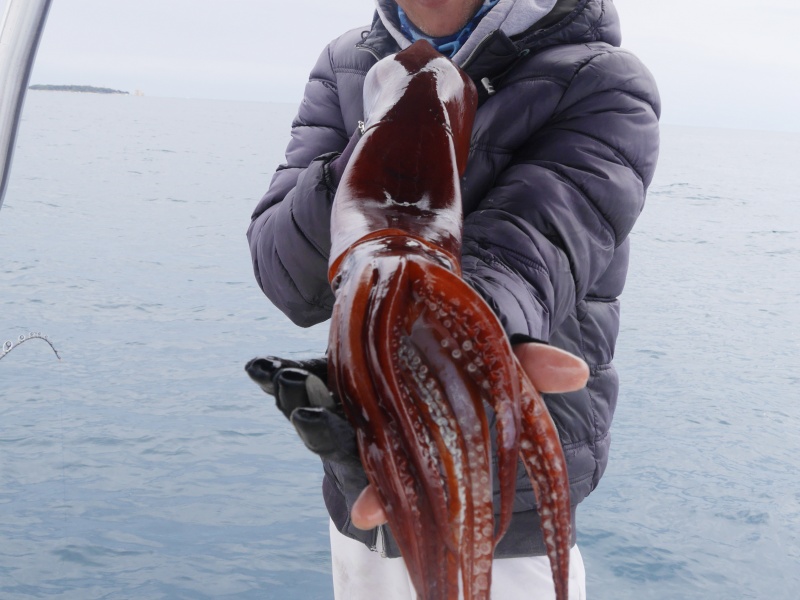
[1,91,798,599]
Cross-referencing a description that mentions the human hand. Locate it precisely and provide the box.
[350,339,589,530]
[244,356,361,469]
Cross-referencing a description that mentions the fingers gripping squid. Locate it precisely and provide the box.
[327,40,571,600]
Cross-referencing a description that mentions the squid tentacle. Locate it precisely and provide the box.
[329,261,440,592]
[369,256,460,598]
[516,366,572,600]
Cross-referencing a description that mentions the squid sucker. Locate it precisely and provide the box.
[327,40,571,600]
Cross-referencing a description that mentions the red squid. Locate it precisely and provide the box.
[327,40,571,600]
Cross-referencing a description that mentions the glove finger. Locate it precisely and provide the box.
[291,406,361,469]
[245,356,329,394]
[244,357,284,396]
[274,367,314,419]
[294,357,329,385]
[274,368,336,416]
[303,372,337,411]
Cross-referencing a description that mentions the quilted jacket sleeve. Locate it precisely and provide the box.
[247,43,349,327]
[461,47,661,340]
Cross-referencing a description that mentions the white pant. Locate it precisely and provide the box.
[330,520,586,599]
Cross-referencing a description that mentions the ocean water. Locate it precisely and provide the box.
[1,91,798,599]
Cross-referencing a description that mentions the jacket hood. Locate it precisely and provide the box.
[373,0,619,66]
[375,0,557,64]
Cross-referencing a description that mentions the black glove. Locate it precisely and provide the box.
[245,356,361,469]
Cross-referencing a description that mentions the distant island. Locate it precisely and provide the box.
[29,84,129,95]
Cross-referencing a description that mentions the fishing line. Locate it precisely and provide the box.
[0,331,60,361]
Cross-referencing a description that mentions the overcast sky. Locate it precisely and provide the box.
[3,0,799,132]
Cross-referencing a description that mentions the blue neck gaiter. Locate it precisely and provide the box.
[397,0,500,58]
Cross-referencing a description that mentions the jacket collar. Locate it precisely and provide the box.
[357,0,619,100]
[356,12,402,61]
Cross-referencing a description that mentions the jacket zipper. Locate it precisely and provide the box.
[460,30,499,72]
[478,47,532,97]
[460,31,532,98]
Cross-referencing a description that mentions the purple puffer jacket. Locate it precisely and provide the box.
[248,0,660,557]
